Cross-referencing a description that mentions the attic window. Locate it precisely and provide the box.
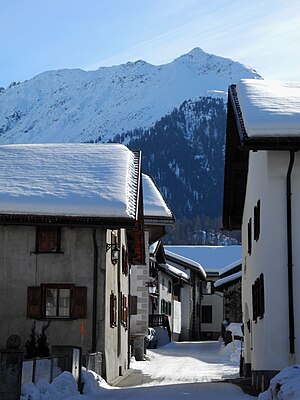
[36,227,61,253]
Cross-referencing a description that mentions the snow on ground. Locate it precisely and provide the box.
[21,340,256,399]
[259,364,300,400]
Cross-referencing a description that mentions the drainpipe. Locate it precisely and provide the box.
[286,150,295,362]
[92,228,98,353]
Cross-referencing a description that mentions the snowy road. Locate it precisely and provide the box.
[22,340,257,399]
[84,341,256,399]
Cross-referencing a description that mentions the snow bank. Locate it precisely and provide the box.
[21,368,112,399]
[259,364,300,400]
[219,339,243,365]
[21,371,82,399]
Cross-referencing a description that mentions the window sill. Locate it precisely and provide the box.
[31,251,64,255]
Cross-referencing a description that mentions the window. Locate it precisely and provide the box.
[27,285,87,319]
[247,218,252,255]
[202,281,213,295]
[45,287,70,317]
[254,200,261,241]
[110,291,117,327]
[168,280,172,294]
[130,295,138,315]
[36,227,61,253]
[252,273,265,322]
[201,305,212,323]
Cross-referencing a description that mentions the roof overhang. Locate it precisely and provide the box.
[223,84,300,231]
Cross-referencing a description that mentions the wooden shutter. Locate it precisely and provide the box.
[27,287,42,319]
[121,294,128,328]
[248,218,252,255]
[122,246,129,276]
[37,227,60,252]
[254,200,261,241]
[110,292,117,327]
[259,273,265,318]
[71,286,87,318]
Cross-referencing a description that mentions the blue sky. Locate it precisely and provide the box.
[1,0,300,87]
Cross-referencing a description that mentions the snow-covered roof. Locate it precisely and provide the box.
[164,245,241,274]
[159,263,190,281]
[142,174,173,220]
[214,271,242,289]
[164,249,206,278]
[219,259,242,277]
[0,143,140,220]
[236,79,300,138]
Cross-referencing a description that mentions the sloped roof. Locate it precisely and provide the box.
[164,245,241,274]
[164,248,206,280]
[214,271,242,291]
[223,79,300,230]
[0,143,141,225]
[142,174,174,221]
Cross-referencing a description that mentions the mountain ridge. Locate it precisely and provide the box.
[0,47,261,145]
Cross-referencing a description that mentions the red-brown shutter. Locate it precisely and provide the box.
[71,286,87,318]
[27,287,42,319]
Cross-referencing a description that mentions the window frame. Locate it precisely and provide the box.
[27,284,87,320]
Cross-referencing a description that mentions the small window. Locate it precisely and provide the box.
[201,305,212,323]
[130,295,138,315]
[254,200,261,241]
[37,227,61,253]
[202,281,213,295]
[168,280,172,294]
[247,218,252,255]
[27,285,87,319]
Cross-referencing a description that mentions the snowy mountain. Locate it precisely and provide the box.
[0,48,260,144]
[0,48,260,242]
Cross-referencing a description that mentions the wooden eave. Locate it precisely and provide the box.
[0,213,137,228]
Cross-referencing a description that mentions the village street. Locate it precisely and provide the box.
[79,341,257,400]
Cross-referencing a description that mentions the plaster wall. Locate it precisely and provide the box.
[201,275,223,338]
[104,229,129,383]
[129,231,149,338]
[0,225,100,352]
[242,150,300,372]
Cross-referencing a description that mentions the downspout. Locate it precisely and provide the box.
[92,228,98,353]
[286,150,296,362]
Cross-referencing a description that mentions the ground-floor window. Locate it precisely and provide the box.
[27,284,87,320]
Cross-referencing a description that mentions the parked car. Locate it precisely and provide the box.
[146,327,158,349]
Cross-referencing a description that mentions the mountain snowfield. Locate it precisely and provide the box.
[0,48,261,144]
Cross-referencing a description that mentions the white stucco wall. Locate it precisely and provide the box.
[242,150,300,373]
[201,275,223,338]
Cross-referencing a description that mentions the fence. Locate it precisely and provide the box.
[22,357,62,385]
